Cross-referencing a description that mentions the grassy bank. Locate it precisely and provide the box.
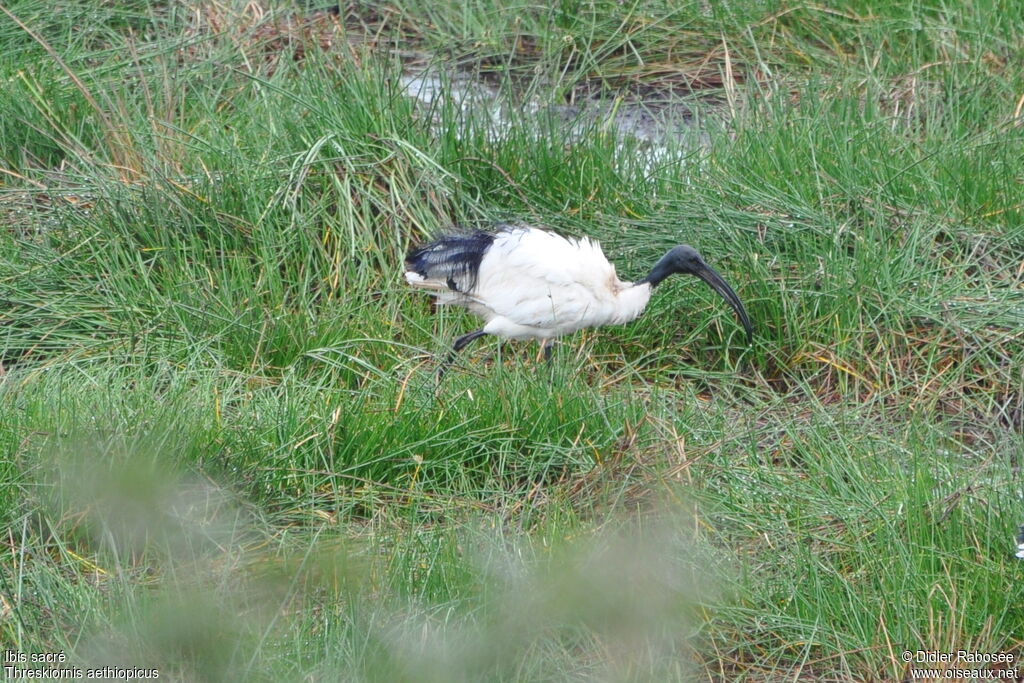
[1,0,1022,679]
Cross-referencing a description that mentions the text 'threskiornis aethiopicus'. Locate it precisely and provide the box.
[405,224,753,376]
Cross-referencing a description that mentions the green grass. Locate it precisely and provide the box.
[1,0,1022,679]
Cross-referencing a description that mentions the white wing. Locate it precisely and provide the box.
[474,227,623,332]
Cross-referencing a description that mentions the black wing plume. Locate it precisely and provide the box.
[406,230,497,294]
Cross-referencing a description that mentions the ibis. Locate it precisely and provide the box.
[405,224,753,376]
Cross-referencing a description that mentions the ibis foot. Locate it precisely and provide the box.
[436,329,487,381]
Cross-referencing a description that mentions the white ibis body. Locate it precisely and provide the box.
[405,224,752,374]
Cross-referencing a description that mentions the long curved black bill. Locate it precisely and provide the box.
[691,261,753,344]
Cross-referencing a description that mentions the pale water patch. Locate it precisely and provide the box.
[398,66,710,169]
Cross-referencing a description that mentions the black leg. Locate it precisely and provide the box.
[437,329,487,380]
[543,340,554,363]
[540,340,557,386]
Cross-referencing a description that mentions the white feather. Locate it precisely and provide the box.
[406,226,651,340]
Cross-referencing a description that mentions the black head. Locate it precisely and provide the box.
[640,245,753,344]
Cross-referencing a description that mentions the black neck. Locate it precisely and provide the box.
[638,255,676,288]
